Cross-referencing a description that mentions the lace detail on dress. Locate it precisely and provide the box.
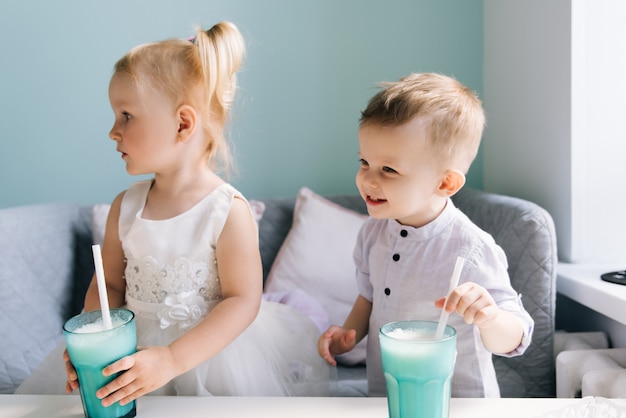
[125,255,221,304]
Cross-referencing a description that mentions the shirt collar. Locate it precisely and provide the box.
[385,197,457,242]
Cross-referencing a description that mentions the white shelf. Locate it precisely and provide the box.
[557,263,626,325]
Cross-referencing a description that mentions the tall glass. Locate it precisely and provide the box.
[64,308,137,418]
[379,320,457,418]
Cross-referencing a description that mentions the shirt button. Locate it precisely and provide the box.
[384,288,391,295]
[400,229,408,237]
[392,253,400,262]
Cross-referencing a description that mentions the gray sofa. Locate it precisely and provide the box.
[0,187,557,397]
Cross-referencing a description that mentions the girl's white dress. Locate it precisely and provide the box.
[15,180,331,396]
[121,180,331,396]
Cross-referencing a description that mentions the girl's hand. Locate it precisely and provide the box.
[434,281,500,329]
[96,346,178,407]
[63,349,79,394]
[317,325,357,366]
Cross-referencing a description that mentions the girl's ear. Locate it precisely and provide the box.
[437,169,466,197]
[175,105,197,142]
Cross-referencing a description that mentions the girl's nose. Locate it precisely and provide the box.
[109,125,120,141]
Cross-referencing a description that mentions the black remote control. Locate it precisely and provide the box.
[601,270,626,285]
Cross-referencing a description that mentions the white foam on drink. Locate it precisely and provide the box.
[386,328,436,341]
[73,316,125,334]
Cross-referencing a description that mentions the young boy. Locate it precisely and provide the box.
[317,73,533,397]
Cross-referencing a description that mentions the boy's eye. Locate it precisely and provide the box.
[359,158,369,167]
[382,166,397,174]
[122,112,132,121]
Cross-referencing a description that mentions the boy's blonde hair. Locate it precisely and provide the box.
[113,21,245,175]
[360,72,486,173]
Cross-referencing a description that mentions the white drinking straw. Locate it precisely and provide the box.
[434,256,466,339]
[92,244,113,330]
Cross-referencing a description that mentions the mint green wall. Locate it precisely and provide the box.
[0,0,483,208]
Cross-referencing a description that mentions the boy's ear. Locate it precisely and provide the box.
[437,169,466,197]
[175,104,197,142]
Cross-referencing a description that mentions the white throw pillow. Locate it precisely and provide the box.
[264,187,368,365]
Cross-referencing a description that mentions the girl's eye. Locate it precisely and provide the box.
[359,158,369,167]
[382,166,398,174]
[122,112,132,121]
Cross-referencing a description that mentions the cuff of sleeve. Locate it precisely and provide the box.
[497,293,534,358]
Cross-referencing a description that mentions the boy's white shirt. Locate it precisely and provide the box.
[354,198,533,398]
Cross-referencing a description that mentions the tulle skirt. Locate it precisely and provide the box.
[128,297,334,397]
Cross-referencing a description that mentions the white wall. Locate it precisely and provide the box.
[484,0,626,348]
[572,0,626,264]
[483,0,626,264]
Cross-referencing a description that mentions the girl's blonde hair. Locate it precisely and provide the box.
[113,21,245,175]
[360,73,486,173]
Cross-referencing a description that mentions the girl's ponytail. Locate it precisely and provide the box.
[195,22,245,121]
[193,21,245,174]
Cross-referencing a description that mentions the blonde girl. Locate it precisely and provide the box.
[60,21,330,404]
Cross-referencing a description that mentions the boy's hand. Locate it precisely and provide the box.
[63,349,79,393]
[435,281,525,354]
[317,325,357,366]
[435,281,500,329]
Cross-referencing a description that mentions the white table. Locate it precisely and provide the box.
[1,395,625,418]
[557,262,626,325]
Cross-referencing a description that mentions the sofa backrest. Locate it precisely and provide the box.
[0,203,94,393]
